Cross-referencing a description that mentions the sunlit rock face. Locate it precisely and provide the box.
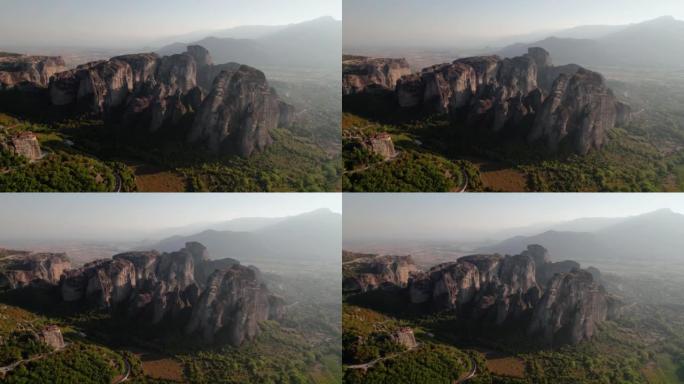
[57,242,282,346]
[390,48,630,155]
[343,55,412,95]
[404,245,622,345]
[0,53,66,89]
[0,250,71,289]
[45,45,293,157]
[342,253,419,293]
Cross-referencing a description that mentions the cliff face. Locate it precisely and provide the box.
[0,250,71,289]
[1,131,42,162]
[45,45,292,157]
[342,55,412,95]
[342,254,419,293]
[186,265,284,346]
[0,53,66,89]
[527,269,620,345]
[409,254,541,324]
[402,245,621,345]
[58,242,282,346]
[188,66,280,156]
[391,48,629,155]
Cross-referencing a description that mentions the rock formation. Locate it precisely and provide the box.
[343,55,412,95]
[0,250,71,289]
[401,245,620,345]
[45,46,293,157]
[409,253,542,324]
[390,327,418,349]
[58,242,283,346]
[185,265,285,345]
[528,269,621,345]
[521,244,580,286]
[367,133,396,160]
[0,53,66,90]
[1,131,42,161]
[390,48,630,155]
[342,254,418,293]
[39,325,65,350]
[187,65,282,156]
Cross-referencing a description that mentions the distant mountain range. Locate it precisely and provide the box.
[497,16,684,68]
[479,209,684,262]
[151,208,341,265]
[156,16,341,71]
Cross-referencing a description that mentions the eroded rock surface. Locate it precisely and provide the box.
[0,53,66,89]
[401,245,620,345]
[1,131,42,161]
[58,242,282,346]
[342,253,418,293]
[343,55,412,95]
[0,250,71,289]
[186,265,284,346]
[188,66,281,156]
[45,46,292,157]
[409,253,542,324]
[528,269,621,345]
[390,48,630,154]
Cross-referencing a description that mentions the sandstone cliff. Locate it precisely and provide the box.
[1,131,42,162]
[0,53,66,90]
[46,45,293,157]
[409,253,541,324]
[185,265,284,346]
[0,249,71,289]
[343,55,412,95]
[391,48,630,155]
[342,253,418,293]
[528,269,621,345]
[187,65,280,156]
[58,242,282,346]
[401,245,620,345]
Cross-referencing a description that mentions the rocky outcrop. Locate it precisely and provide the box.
[46,46,292,157]
[409,253,542,324]
[0,53,66,89]
[39,325,65,350]
[185,265,284,346]
[187,66,281,156]
[1,131,42,161]
[343,55,412,95]
[391,48,630,155]
[367,133,396,160]
[528,68,621,154]
[520,244,580,286]
[400,245,621,345]
[390,327,418,349]
[343,254,418,293]
[528,269,621,345]
[58,242,281,346]
[0,250,71,289]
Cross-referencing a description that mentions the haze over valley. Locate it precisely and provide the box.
[0,194,342,383]
[342,0,684,192]
[0,0,342,192]
[342,193,684,383]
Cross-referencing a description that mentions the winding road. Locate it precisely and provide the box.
[112,355,131,384]
[345,344,478,383]
[454,356,477,383]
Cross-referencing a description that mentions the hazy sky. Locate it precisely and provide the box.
[0,193,341,242]
[344,193,684,241]
[0,0,341,48]
[344,0,684,48]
